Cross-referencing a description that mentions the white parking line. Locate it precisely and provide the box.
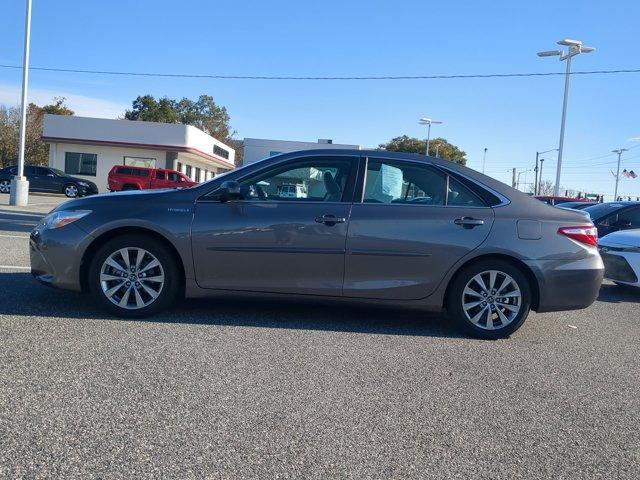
[0,265,30,270]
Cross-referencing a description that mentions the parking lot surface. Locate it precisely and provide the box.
[0,194,638,478]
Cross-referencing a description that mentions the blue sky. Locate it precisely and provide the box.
[1,0,639,198]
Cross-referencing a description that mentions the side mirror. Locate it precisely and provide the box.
[218,180,242,202]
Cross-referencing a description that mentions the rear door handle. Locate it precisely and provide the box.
[315,214,347,226]
[454,217,485,229]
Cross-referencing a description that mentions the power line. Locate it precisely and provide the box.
[1,64,640,80]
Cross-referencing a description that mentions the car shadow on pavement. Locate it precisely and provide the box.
[598,283,640,304]
[0,272,462,338]
[0,211,43,233]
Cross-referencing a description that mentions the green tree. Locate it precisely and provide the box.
[124,94,240,165]
[0,97,74,167]
[379,135,467,165]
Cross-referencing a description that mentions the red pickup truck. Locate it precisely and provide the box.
[108,165,198,191]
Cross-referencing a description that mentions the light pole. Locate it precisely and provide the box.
[516,169,532,191]
[534,148,558,196]
[482,147,488,174]
[612,148,628,201]
[434,143,440,158]
[537,39,595,197]
[10,0,33,206]
[419,117,443,156]
[537,158,546,195]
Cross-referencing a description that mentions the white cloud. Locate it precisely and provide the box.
[0,84,127,118]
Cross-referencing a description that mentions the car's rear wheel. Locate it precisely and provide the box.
[63,183,79,198]
[0,180,10,193]
[88,235,180,317]
[447,259,531,339]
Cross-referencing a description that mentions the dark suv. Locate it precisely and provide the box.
[0,165,98,198]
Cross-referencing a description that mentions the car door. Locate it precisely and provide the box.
[343,157,495,300]
[23,166,42,191]
[32,167,59,192]
[150,170,168,189]
[191,155,358,295]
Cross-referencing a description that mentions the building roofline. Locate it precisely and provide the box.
[42,136,235,169]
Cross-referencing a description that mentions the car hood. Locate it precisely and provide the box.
[52,187,193,212]
[599,229,640,247]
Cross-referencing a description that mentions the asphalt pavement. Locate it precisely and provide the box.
[0,194,638,479]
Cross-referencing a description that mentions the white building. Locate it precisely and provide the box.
[242,138,360,166]
[43,115,235,192]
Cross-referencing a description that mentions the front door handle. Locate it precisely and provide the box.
[454,217,485,229]
[315,214,347,226]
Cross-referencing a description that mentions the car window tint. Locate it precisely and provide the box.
[167,172,179,181]
[618,208,640,227]
[118,167,133,175]
[364,160,446,205]
[23,166,35,177]
[155,171,165,180]
[239,158,353,202]
[35,167,50,176]
[447,176,486,207]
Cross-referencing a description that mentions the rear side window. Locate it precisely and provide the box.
[155,171,165,180]
[117,167,133,175]
[167,172,180,182]
[363,159,486,207]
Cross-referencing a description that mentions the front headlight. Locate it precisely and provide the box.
[42,210,92,229]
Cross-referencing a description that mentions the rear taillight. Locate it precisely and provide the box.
[558,225,598,247]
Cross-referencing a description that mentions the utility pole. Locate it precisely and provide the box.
[537,39,595,196]
[512,168,517,188]
[482,148,488,174]
[534,148,559,196]
[612,148,628,201]
[537,159,545,195]
[9,0,32,206]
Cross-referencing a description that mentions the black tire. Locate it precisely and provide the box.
[446,259,532,339]
[63,183,79,198]
[88,234,180,318]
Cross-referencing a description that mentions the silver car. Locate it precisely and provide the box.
[30,150,603,339]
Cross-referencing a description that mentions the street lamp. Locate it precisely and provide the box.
[9,0,32,206]
[537,38,595,197]
[419,117,443,156]
[612,148,629,201]
[534,148,558,196]
[482,148,488,174]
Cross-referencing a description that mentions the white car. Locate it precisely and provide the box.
[598,229,640,287]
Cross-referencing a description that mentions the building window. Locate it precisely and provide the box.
[195,167,201,181]
[214,145,229,159]
[185,165,193,179]
[65,152,97,176]
[124,156,156,168]
[176,162,182,172]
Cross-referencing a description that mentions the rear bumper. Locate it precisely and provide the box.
[527,255,604,313]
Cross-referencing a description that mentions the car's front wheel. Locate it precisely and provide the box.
[88,234,180,317]
[447,259,531,339]
[63,183,79,198]
[0,180,10,194]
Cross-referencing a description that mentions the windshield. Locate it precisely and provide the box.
[583,203,624,220]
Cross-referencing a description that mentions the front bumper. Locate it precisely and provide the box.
[528,254,604,313]
[30,223,92,291]
[78,184,99,196]
[599,248,639,285]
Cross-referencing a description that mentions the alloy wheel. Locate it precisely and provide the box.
[100,247,165,310]
[65,185,79,197]
[461,270,522,330]
[0,180,10,193]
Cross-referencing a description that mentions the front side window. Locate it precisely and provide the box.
[65,152,97,176]
[363,159,485,207]
[238,157,354,202]
[155,171,165,180]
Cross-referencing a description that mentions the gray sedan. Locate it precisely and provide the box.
[30,150,603,339]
